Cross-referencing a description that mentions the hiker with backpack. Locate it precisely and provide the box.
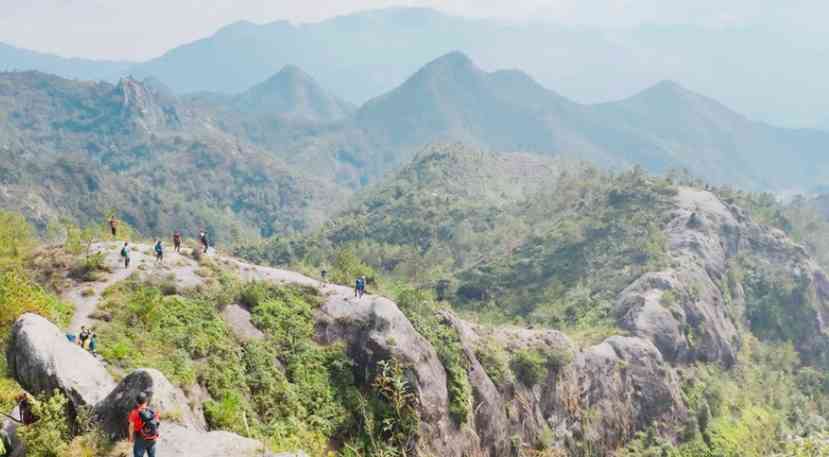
[172,231,182,253]
[199,231,209,254]
[78,326,91,349]
[355,276,366,299]
[129,392,160,457]
[121,242,131,269]
[154,240,164,264]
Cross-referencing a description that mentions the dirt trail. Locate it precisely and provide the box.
[62,242,366,338]
[64,242,203,333]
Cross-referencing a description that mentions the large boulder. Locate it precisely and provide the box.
[546,336,687,449]
[152,423,285,457]
[6,313,116,410]
[95,369,206,438]
[316,286,477,457]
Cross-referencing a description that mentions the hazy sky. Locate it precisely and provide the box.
[1,0,826,61]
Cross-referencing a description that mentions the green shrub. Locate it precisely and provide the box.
[511,349,548,386]
[18,390,72,457]
[476,339,513,386]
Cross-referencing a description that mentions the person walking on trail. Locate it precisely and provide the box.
[121,242,131,269]
[355,276,366,299]
[154,240,164,264]
[109,216,118,238]
[321,269,327,286]
[199,230,209,254]
[173,231,182,253]
[78,326,91,349]
[129,392,160,457]
[88,332,97,354]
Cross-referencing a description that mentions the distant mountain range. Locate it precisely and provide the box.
[1,7,827,128]
[353,52,829,190]
[2,50,829,241]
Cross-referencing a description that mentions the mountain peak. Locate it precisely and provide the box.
[429,51,475,69]
[234,66,353,122]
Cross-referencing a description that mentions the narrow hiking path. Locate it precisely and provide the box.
[61,242,366,338]
[64,242,204,333]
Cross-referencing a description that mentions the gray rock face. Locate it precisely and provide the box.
[316,288,478,457]
[447,315,685,455]
[546,337,686,449]
[95,368,206,438]
[6,313,116,410]
[152,423,271,457]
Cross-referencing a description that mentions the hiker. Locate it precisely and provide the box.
[88,332,97,354]
[78,326,91,349]
[121,242,131,269]
[355,276,366,299]
[173,231,182,253]
[321,269,327,286]
[16,393,36,425]
[109,216,118,237]
[154,240,164,263]
[199,231,209,254]
[129,392,160,457]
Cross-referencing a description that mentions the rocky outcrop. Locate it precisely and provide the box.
[95,368,206,437]
[447,315,685,455]
[5,314,296,457]
[6,313,116,410]
[316,289,479,456]
[316,288,686,457]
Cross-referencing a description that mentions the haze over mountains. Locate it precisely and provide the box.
[2,48,829,238]
[1,7,828,129]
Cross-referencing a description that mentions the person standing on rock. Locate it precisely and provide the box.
[355,276,366,299]
[121,242,131,269]
[129,392,160,457]
[109,216,118,238]
[78,326,91,349]
[199,230,209,254]
[172,231,182,253]
[154,240,164,264]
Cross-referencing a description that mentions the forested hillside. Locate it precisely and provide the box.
[4,156,829,456]
[0,71,347,242]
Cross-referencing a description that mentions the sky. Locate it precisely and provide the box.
[1,0,827,61]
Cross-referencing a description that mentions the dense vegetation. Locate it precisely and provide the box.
[238,147,674,338]
[0,71,347,244]
[6,143,829,456]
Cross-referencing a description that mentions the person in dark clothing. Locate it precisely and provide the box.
[173,231,182,253]
[321,269,327,286]
[109,216,118,238]
[78,326,91,349]
[355,276,366,299]
[129,392,160,457]
[199,231,209,254]
[121,242,131,269]
[154,240,164,264]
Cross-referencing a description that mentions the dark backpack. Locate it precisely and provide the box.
[138,408,160,440]
[121,247,128,257]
